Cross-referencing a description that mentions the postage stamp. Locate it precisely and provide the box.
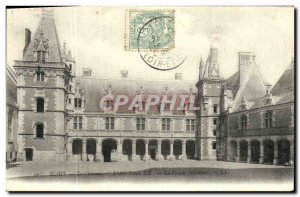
[125,9,175,51]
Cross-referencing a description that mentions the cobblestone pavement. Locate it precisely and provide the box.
[6,160,292,178]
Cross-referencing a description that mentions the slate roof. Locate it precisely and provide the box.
[76,77,197,114]
[23,8,62,62]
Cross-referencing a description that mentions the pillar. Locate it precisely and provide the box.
[144,140,150,161]
[181,140,187,160]
[116,139,122,161]
[156,140,163,160]
[132,140,139,161]
[169,140,175,161]
[273,140,278,165]
[236,141,240,162]
[247,141,251,163]
[96,140,103,162]
[82,139,87,161]
[259,140,264,164]
[289,140,294,165]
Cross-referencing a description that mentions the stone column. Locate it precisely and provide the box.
[259,140,264,164]
[117,139,122,161]
[290,140,294,165]
[144,140,150,161]
[273,140,278,165]
[156,140,163,160]
[169,140,175,161]
[236,141,240,162]
[132,140,139,161]
[82,139,87,161]
[247,141,251,163]
[96,140,103,162]
[181,140,187,160]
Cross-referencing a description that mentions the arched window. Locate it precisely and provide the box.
[36,98,44,112]
[36,123,44,138]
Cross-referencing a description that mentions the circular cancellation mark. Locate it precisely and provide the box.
[137,16,187,71]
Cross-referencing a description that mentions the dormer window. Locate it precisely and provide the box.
[105,99,114,110]
[74,98,82,108]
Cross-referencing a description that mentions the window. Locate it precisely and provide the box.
[69,85,72,92]
[136,117,146,130]
[37,51,46,62]
[240,115,247,130]
[74,98,82,108]
[68,98,72,104]
[264,111,273,128]
[105,99,114,110]
[42,51,46,62]
[162,118,171,131]
[213,104,218,113]
[74,116,82,129]
[212,141,216,150]
[213,118,218,126]
[186,119,195,131]
[105,117,114,130]
[36,71,45,81]
[213,129,217,136]
[36,123,44,138]
[36,98,44,112]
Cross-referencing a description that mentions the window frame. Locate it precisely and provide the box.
[264,110,273,128]
[136,117,146,131]
[36,123,44,138]
[162,118,171,131]
[36,71,45,82]
[239,114,247,131]
[213,104,218,113]
[36,97,45,112]
[74,98,82,108]
[105,117,115,130]
[186,119,195,131]
[74,116,83,130]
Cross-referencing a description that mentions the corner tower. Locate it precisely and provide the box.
[13,8,74,162]
[195,45,224,160]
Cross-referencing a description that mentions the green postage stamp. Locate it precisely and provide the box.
[125,9,175,51]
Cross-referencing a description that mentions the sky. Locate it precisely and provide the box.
[6,6,294,84]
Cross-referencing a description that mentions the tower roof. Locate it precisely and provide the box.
[23,8,62,62]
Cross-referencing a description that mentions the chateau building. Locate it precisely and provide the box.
[9,8,294,164]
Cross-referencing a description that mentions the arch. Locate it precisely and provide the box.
[186,140,195,159]
[239,140,248,162]
[102,138,117,162]
[122,139,132,155]
[263,140,274,164]
[229,140,237,161]
[278,139,290,165]
[173,140,182,159]
[72,139,82,155]
[161,139,170,159]
[136,139,145,159]
[148,139,158,160]
[36,97,44,112]
[250,140,260,163]
[86,139,97,161]
[24,148,33,161]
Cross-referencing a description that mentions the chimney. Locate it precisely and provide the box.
[82,68,92,76]
[23,28,31,57]
[175,73,182,80]
[238,52,254,86]
[121,70,128,78]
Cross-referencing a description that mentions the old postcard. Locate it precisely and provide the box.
[6,6,294,192]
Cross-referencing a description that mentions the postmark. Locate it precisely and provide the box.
[125,9,175,51]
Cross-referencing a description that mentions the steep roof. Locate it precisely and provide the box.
[23,8,62,62]
[271,62,294,96]
[76,77,197,114]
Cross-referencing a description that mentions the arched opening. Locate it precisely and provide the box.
[278,139,290,165]
[86,139,96,161]
[136,139,145,160]
[250,140,260,163]
[122,139,132,160]
[102,139,117,162]
[72,139,82,155]
[173,140,182,160]
[239,140,248,162]
[186,140,195,159]
[36,98,44,112]
[24,148,33,161]
[229,141,237,161]
[263,140,274,164]
[161,140,170,160]
[148,140,157,160]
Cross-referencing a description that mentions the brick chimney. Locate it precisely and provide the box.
[238,52,255,86]
[23,28,31,57]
